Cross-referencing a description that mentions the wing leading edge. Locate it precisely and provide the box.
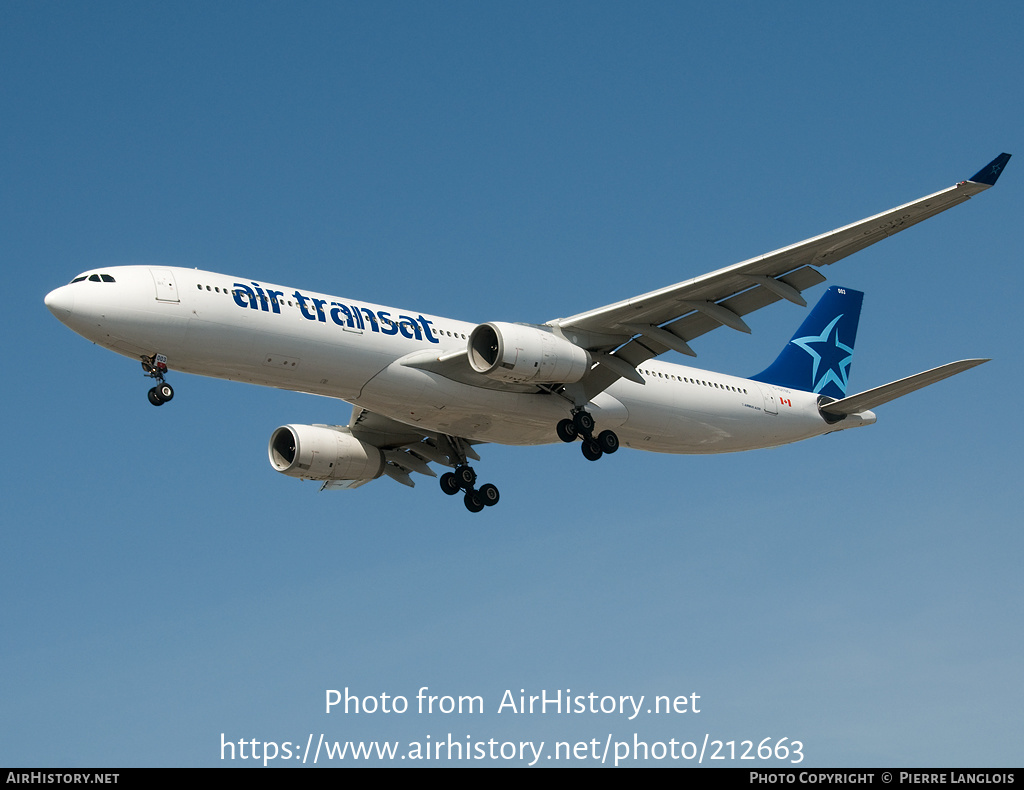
[550,153,1010,400]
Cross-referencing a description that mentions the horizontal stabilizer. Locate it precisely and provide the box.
[819,359,989,416]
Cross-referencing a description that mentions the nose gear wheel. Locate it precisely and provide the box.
[142,354,174,406]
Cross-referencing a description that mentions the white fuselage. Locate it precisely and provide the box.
[44,266,874,453]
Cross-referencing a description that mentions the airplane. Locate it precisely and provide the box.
[44,153,1010,512]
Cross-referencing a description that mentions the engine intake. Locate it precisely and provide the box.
[268,424,385,481]
[468,322,591,384]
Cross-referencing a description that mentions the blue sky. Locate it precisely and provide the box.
[3,1,1021,767]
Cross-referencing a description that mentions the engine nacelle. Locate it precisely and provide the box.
[468,322,592,384]
[268,424,384,482]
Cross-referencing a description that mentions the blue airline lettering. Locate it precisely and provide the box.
[359,307,379,332]
[252,282,281,314]
[292,290,317,321]
[378,310,398,335]
[398,315,421,340]
[232,282,439,344]
[329,302,355,328]
[232,284,257,310]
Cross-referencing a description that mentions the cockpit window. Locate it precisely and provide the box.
[71,273,116,283]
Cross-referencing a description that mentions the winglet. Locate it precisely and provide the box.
[968,153,1011,186]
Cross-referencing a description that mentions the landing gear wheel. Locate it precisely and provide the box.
[464,490,485,513]
[556,419,578,443]
[597,429,619,454]
[581,439,603,461]
[478,483,500,507]
[142,354,173,405]
[440,472,461,496]
[456,465,477,490]
[573,411,595,436]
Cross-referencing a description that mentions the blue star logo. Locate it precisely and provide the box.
[791,314,854,396]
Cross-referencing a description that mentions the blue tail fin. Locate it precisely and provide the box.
[750,286,864,398]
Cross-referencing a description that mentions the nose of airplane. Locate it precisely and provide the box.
[44,285,75,318]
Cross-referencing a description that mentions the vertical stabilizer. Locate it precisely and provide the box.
[750,286,863,398]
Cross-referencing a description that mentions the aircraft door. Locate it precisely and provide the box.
[757,383,778,415]
[150,268,180,303]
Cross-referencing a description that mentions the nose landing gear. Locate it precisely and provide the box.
[557,409,619,461]
[142,354,174,406]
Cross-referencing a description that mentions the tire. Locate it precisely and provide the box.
[597,430,619,454]
[478,483,500,507]
[156,383,174,402]
[573,411,595,435]
[581,440,603,461]
[440,472,460,495]
[148,388,165,406]
[456,466,477,490]
[556,418,578,443]
[464,491,484,513]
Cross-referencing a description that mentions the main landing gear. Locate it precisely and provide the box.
[142,354,174,406]
[439,465,500,513]
[556,409,619,461]
[436,436,500,513]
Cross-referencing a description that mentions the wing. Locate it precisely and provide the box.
[549,153,1011,400]
[318,406,482,490]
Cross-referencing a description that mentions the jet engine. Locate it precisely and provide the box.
[468,322,592,384]
[268,424,384,481]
